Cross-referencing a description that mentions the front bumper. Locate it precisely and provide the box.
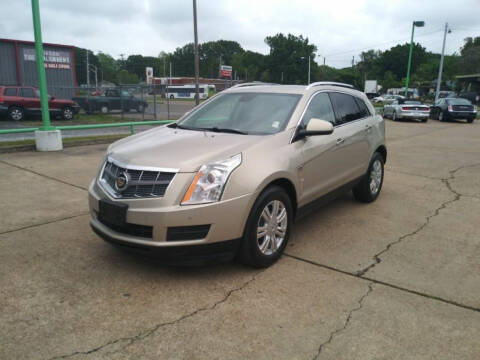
[89,178,253,260]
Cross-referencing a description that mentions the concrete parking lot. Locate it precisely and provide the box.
[0,118,479,359]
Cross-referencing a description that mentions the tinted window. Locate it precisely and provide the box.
[447,98,471,105]
[301,92,336,127]
[20,88,35,98]
[354,98,370,117]
[330,92,363,124]
[4,88,17,96]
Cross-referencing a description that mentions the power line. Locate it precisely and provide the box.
[324,28,444,58]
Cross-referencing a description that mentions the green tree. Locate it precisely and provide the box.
[73,47,100,86]
[264,33,317,83]
[97,52,118,83]
[380,71,400,91]
[116,69,139,84]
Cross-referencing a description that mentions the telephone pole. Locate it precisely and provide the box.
[86,49,90,88]
[435,23,450,103]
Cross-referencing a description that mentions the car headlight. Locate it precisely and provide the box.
[181,153,242,205]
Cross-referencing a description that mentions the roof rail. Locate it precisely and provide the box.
[230,81,278,89]
[306,81,354,90]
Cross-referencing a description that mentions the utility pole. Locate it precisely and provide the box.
[308,55,311,85]
[435,23,450,103]
[405,20,425,98]
[192,0,200,105]
[86,49,90,88]
[352,56,354,68]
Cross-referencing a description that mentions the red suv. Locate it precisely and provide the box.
[0,86,80,121]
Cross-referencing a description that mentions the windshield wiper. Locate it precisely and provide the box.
[202,127,248,135]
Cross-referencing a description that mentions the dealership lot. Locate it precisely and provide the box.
[0,119,479,359]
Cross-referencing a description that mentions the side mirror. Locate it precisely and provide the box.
[295,118,334,141]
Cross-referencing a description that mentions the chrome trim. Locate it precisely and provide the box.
[106,156,179,173]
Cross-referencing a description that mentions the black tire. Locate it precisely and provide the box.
[421,117,428,123]
[8,106,24,121]
[467,117,475,123]
[169,95,174,99]
[62,106,74,120]
[439,111,445,122]
[392,111,398,121]
[238,186,293,268]
[353,152,385,203]
[136,104,145,113]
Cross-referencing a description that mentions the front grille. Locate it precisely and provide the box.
[167,225,211,241]
[98,215,153,239]
[100,159,175,199]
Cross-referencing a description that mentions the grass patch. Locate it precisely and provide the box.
[0,134,127,149]
[23,113,147,127]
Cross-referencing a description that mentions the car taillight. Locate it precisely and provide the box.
[0,95,3,104]
[448,105,453,112]
[401,107,409,111]
[421,107,429,111]
[474,105,478,112]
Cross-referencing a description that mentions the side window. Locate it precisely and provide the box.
[301,92,336,127]
[4,88,17,96]
[330,92,363,125]
[354,98,371,118]
[20,88,35,98]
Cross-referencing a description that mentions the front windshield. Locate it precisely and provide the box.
[447,98,471,105]
[179,92,301,135]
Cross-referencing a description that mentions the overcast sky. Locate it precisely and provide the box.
[2,0,479,68]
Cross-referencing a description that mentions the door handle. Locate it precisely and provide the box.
[336,138,345,146]
[365,125,372,132]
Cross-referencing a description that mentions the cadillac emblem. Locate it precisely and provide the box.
[115,172,129,191]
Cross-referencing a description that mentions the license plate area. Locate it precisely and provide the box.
[98,199,128,227]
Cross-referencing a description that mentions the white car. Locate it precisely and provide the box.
[383,100,430,122]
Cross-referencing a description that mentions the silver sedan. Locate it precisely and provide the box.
[383,100,430,122]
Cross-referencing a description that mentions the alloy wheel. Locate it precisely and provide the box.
[369,159,383,195]
[256,200,287,256]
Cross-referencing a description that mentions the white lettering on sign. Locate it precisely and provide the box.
[23,48,71,68]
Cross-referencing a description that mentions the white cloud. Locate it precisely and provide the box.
[1,0,479,68]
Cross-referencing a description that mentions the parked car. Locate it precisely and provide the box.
[372,95,385,103]
[430,98,477,123]
[73,89,148,114]
[383,99,430,122]
[383,94,405,104]
[88,82,387,268]
[0,86,79,121]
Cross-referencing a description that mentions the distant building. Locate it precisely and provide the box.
[0,38,77,99]
[152,76,242,92]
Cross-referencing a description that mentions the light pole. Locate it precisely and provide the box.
[435,23,451,103]
[404,20,425,98]
[192,0,200,105]
[301,55,312,84]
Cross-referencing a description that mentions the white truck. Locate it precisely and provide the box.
[364,80,379,98]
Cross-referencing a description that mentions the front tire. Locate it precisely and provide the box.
[100,105,109,114]
[353,152,384,203]
[8,106,24,121]
[239,186,292,268]
[467,117,475,123]
[439,111,445,122]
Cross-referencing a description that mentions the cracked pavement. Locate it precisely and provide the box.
[1,119,479,359]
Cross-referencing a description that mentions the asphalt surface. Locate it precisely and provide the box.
[0,118,479,359]
[0,100,196,141]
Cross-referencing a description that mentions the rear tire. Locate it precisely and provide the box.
[392,111,397,121]
[421,118,428,123]
[8,106,24,121]
[467,117,475,123]
[439,111,445,122]
[169,95,174,99]
[238,186,292,268]
[100,105,109,114]
[136,104,144,113]
[353,152,384,203]
[62,106,74,120]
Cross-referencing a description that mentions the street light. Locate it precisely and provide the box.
[300,55,312,85]
[404,20,425,98]
[435,23,451,103]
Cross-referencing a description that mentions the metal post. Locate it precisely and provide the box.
[167,62,171,120]
[153,87,157,120]
[308,55,311,84]
[404,21,425,97]
[193,0,200,105]
[435,23,449,103]
[86,49,90,88]
[30,0,52,130]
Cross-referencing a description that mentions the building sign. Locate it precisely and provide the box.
[220,65,232,78]
[23,48,71,69]
[146,67,153,84]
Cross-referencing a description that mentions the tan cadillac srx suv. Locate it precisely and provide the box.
[89,82,386,268]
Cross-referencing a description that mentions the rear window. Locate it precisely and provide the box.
[403,101,422,105]
[447,98,471,105]
[329,92,364,124]
[354,97,371,117]
[4,88,17,96]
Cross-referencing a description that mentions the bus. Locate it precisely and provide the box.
[165,84,213,100]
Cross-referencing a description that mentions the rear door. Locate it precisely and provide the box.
[3,87,19,107]
[329,92,371,183]
[20,87,40,115]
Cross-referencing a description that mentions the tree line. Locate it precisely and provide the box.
[74,34,480,91]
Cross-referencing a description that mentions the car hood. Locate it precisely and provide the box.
[107,125,262,172]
